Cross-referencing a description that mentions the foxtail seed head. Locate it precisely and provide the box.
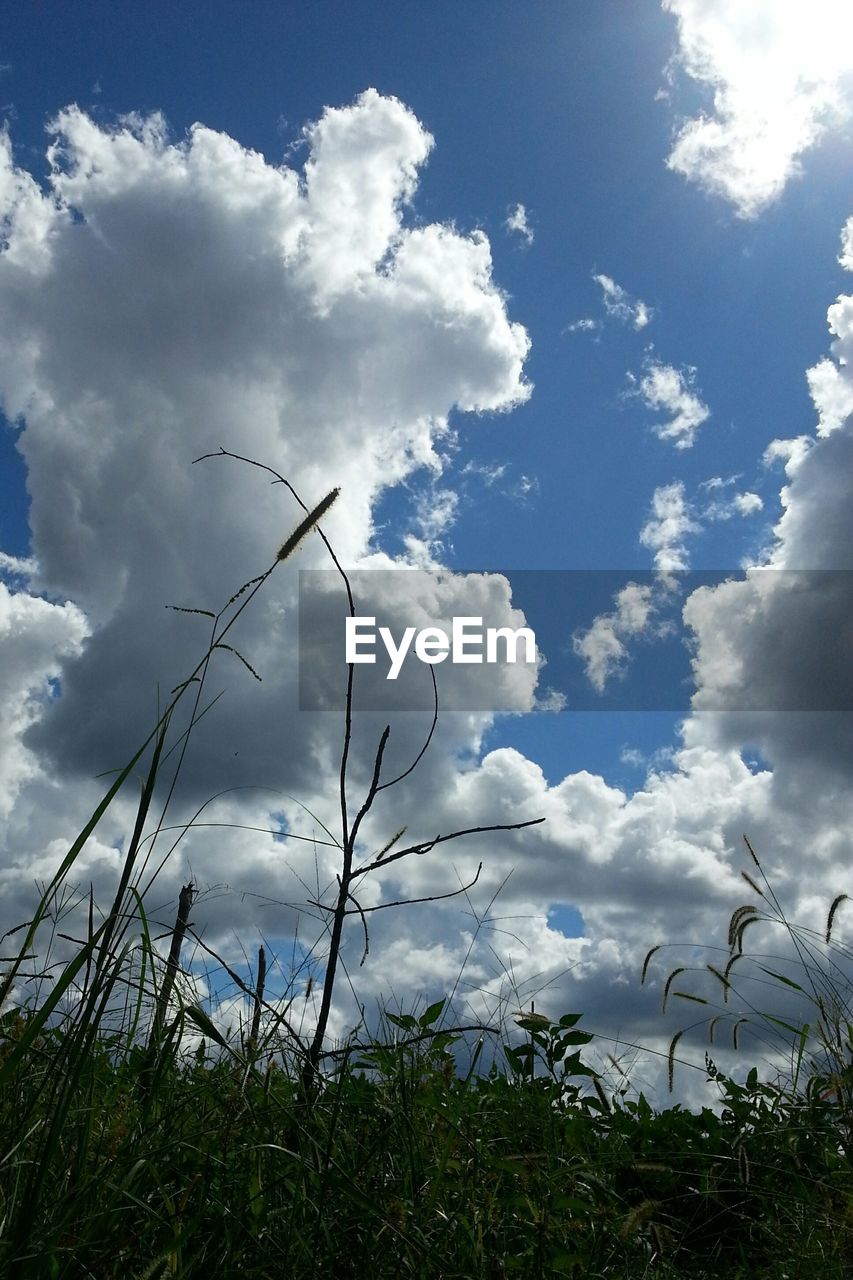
[276,487,340,561]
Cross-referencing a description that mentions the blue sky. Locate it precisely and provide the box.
[2,1,853,1103]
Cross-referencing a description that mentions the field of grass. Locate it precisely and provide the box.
[2,991,853,1278]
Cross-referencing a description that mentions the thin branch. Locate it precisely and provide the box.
[347,725,391,853]
[351,817,545,880]
[309,862,484,915]
[376,664,439,793]
[345,890,370,966]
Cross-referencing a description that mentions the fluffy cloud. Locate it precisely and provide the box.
[0,91,538,949]
[2,88,853,1109]
[572,470,765,698]
[633,360,710,449]
[0,93,530,800]
[806,220,853,436]
[673,221,853,917]
[0,581,87,818]
[662,0,853,217]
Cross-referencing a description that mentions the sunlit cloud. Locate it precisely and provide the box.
[663,0,853,216]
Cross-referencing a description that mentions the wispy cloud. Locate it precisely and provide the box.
[594,273,652,330]
[505,202,533,245]
[403,485,459,565]
[0,551,37,581]
[567,272,652,337]
[565,317,600,335]
[699,475,764,521]
[631,360,710,449]
[573,582,657,692]
[460,459,508,487]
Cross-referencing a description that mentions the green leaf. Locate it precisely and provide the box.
[386,1012,418,1031]
[516,1014,552,1032]
[419,999,445,1028]
[558,1030,593,1046]
[757,965,806,993]
[184,1004,242,1060]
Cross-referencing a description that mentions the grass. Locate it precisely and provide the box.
[2,467,853,1276]
[2,992,853,1278]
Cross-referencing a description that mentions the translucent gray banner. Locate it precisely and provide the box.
[297,569,853,713]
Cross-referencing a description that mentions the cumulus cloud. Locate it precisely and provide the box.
[0,582,88,818]
[672,209,853,921]
[764,434,813,476]
[0,93,530,772]
[633,360,710,449]
[2,89,853,1109]
[505,202,534,245]
[456,225,853,1094]
[0,92,535,935]
[573,469,765,698]
[806,219,853,436]
[662,0,853,217]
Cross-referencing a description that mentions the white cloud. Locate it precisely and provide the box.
[662,0,853,217]
[0,582,88,818]
[701,483,764,521]
[573,582,656,692]
[2,91,853,1110]
[764,434,812,475]
[840,215,853,270]
[565,317,600,335]
[700,473,739,492]
[505,202,533,245]
[806,219,853,435]
[731,491,763,516]
[634,360,710,449]
[442,224,853,1095]
[575,472,765,696]
[593,273,652,330]
[568,273,651,337]
[0,92,533,926]
[460,459,507,487]
[807,356,853,435]
[402,484,459,565]
[0,551,37,579]
[640,481,700,572]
